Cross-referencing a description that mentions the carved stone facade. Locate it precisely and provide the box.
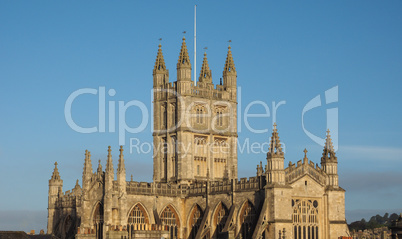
[47,39,350,239]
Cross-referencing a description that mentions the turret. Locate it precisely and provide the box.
[104,146,114,227]
[266,123,285,185]
[321,129,338,187]
[117,146,127,226]
[198,52,212,84]
[47,162,63,234]
[177,37,192,81]
[82,150,93,191]
[222,45,237,92]
[153,44,169,87]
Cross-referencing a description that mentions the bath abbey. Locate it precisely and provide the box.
[47,38,350,239]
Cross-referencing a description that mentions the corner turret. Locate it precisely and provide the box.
[153,44,169,87]
[198,52,212,84]
[321,129,338,187]
[266,123,285,185]
[47,162,63,234]
[177,37,192,82]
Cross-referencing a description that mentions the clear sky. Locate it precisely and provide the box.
[0,0,401,232]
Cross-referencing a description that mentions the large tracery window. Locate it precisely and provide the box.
[127,204,149,239]
[214,202,229,237]
[128,204,147,225]
[189,205,203,239]
[292,199,319,239]
[161,205,179,239]
[239,201,257,239]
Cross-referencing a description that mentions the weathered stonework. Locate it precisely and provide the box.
[47,39,350,239]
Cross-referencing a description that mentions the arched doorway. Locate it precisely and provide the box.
[239,201,256,239]
[160,205,180,239]
[188,204,203,239]
[93,203,104,239]
[213,202,229,237]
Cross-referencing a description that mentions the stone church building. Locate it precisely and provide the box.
[47,38,350,239]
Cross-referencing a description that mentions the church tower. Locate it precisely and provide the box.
[153,40,238,184]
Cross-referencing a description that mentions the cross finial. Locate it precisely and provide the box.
[327,129,330,135]
[304,148,308,157]
[273,122,277,130]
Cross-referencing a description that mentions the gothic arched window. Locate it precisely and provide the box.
[239,201,257,239]
[189,205,203,238]
[213,202,229,237]
[292,199,319,239]
[161,205,179,239]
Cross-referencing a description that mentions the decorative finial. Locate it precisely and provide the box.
[108,146,111,153]
[273,122,277,130]
[120,145,124,153]
[131,174,133,181]
[304,148,308,159]
[98,159,101,164]
[54,162,58,167]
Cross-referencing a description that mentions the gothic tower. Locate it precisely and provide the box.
[153,40,238,184]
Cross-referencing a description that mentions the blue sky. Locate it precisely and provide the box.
[1,0,402,231]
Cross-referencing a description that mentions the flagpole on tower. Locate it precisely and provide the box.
[194,4,197,86]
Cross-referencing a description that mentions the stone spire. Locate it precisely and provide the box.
[97,160,102,174]
[268,123,284,157]
[106,146,113,173]
[198,52,212,83]
[83,150,93,175]
[222,45,237,99]
[118,145,126,174]
[153,44,166,74]
[223,45,236,75]
[153,43,169,87]
[321,129,339,187]
[51,162,61,181]
[177,37,191,68]
[266,123,285,185]
[321,129,337,163]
